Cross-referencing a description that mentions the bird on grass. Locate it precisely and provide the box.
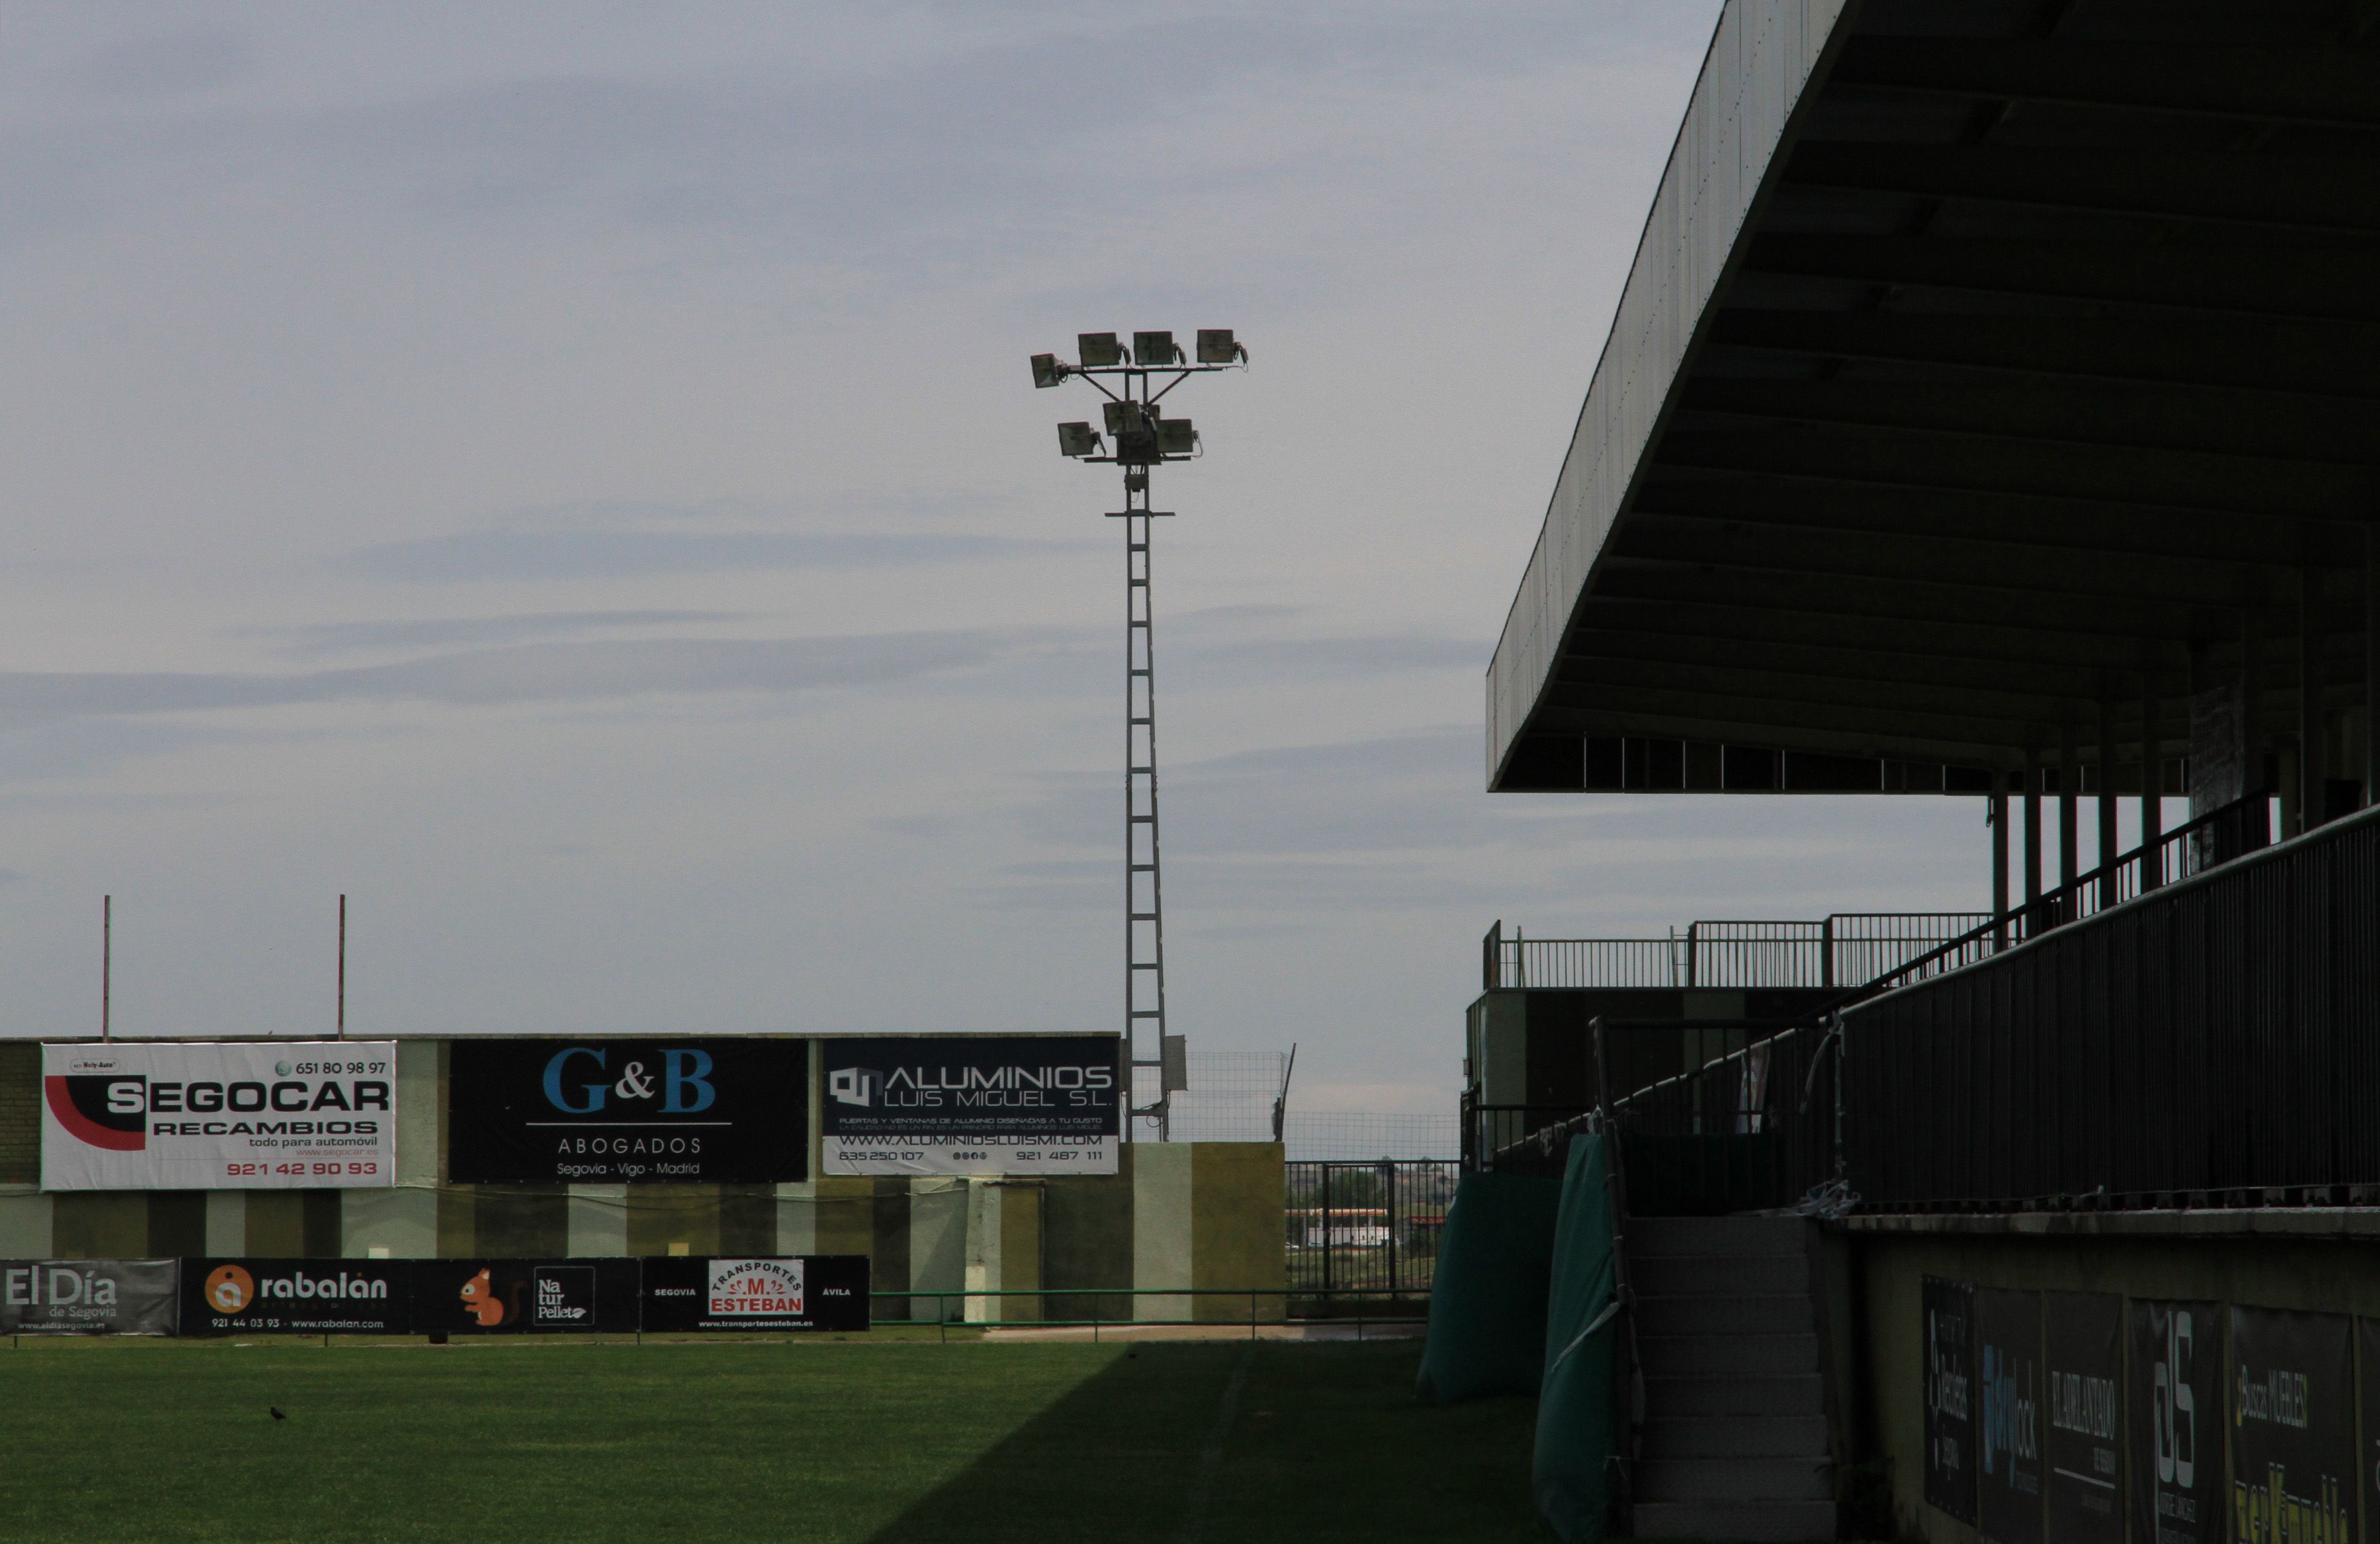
[269,1408,286,1422]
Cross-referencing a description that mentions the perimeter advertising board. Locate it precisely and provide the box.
[412,1259,643,1334]
[640,1256,870,1333]
[2228,1307,2351,1544]
[445,1039,808,1185]
[0,1259,178,1334]
[42,1042,396,1191]
[1926,1276,1979,1524]
[2132,1300,2222,1544]
[181,1258,412,1336]
[820,1035,1120,1176]
[1978,1287,2045,1544]
[2043,1293,2123,1544]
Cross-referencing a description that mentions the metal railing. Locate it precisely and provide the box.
[1845,802,2380,1211]
[1481,913,1988,991]
[869,1285,1428,1339]
[1284,1161,1457,1297]
[1483,790,2303,1212]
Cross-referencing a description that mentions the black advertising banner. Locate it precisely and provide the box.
[181,1258,412,1336]
[820,1034,1121,1176]
[412,1259,642,1334]
[1926,1276,1980,1523]
[2229,1307,2352,1544]
[639,1256,870,1333]
[0,1259,178,1334]
[1979,1288,2047,1544]
[2133,1300,2223,1544]
[2356,1320,2380,1544]
[2043,1293,2124,1544]
[445,1038,807,1185]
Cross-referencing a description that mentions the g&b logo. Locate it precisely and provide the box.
[541,1048,716,1115]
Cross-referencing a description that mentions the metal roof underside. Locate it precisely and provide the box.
[1485,0,2380,793]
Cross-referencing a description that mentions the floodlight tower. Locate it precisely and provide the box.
[1032,328,1248,1140]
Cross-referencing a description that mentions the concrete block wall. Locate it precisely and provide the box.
[0,1040,1285,1325]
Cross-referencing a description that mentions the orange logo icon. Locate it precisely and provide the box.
[206,1264,256,1314]
[459,1267,513,1326]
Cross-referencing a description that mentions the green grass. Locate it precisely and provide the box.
[0,1337,1544,1542]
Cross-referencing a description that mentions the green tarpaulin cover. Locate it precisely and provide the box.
[1412,1170,1562,1404]
[1534,1133,1620,1543]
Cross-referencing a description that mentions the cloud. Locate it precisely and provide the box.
[236,610,742,660]
[349,529,1087,582]
[0,629,1063,726]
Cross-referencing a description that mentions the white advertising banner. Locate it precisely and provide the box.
[42,1042,397,1191]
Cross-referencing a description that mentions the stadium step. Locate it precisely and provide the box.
[1627,1214,1836,1541]
[1634,1330,1818,1375]
[1641,1414,1830,1459]
[1632,1498,1841,1542]
[1634,1290,1812,1335]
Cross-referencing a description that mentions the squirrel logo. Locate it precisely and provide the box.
[458,1267,526,1326]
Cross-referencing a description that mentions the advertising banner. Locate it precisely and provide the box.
[2228,1307,2352,1544]
[820,1035,1121,1176]
[42,1042,397,1191]
[1978,1288,2045,1544]
[0,1259,179,1334]
[2043,1293,2123,1544]
[179,1258,412,1336]
[445,1039,807,1185]
[2131,1300,2223,1544]
[640,1255,870,1333]
[412,1258,642,1335]
[1926,1276,1979,1524]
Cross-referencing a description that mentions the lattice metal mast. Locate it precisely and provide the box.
[1031,329,1247,1138]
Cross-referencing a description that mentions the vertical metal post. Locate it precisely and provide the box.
[2367,531,2379,807]
[2140,677,2164,889]
[337,895,347,1040]
[2057,726,2078,904]
[1990,780,2009,948]
[2022,751,2041,925]
[2301,566,2320,831]
[101,895,112,1042]
[2096,700,2118,909]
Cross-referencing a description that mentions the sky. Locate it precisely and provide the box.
[0,2,1998,1118]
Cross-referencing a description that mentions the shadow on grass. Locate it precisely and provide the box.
[864,1341,1544,1544]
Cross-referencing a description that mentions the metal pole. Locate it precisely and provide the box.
[1990,780,2009,948]
[2057,725,2078,903]
[2022,750,2041,924]
[2301,566,2320,831]
[2096,699,2118,909]
[2367,531,2379,807]
[337,895,347,1040]
[2140,676,2164,889]
[101,895,111,1042]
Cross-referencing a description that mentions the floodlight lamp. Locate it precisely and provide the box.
[1078,332,1126,368]
[1133,331,1182,367]
[1103,400,1147,437]
[1030,353,1069,389]
[1057,422,1102,457]
[1196,329,1245,365]
[1157,418,1195,457]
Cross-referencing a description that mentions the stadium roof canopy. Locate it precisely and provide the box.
[1486,0,2380,795]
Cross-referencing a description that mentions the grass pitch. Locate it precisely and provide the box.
[0,1335,1542,1542]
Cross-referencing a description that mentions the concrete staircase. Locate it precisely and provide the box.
[1628,1215,1837,1542]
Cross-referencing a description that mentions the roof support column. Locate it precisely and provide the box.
[2096,699,2117,910]
[2139,678,2163,891]
[2023,749,2041,926]
[2301,568,2320,833]
[1990,780,2009,948]
[2057,726,2077,905]
[2367,529,2379,808]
